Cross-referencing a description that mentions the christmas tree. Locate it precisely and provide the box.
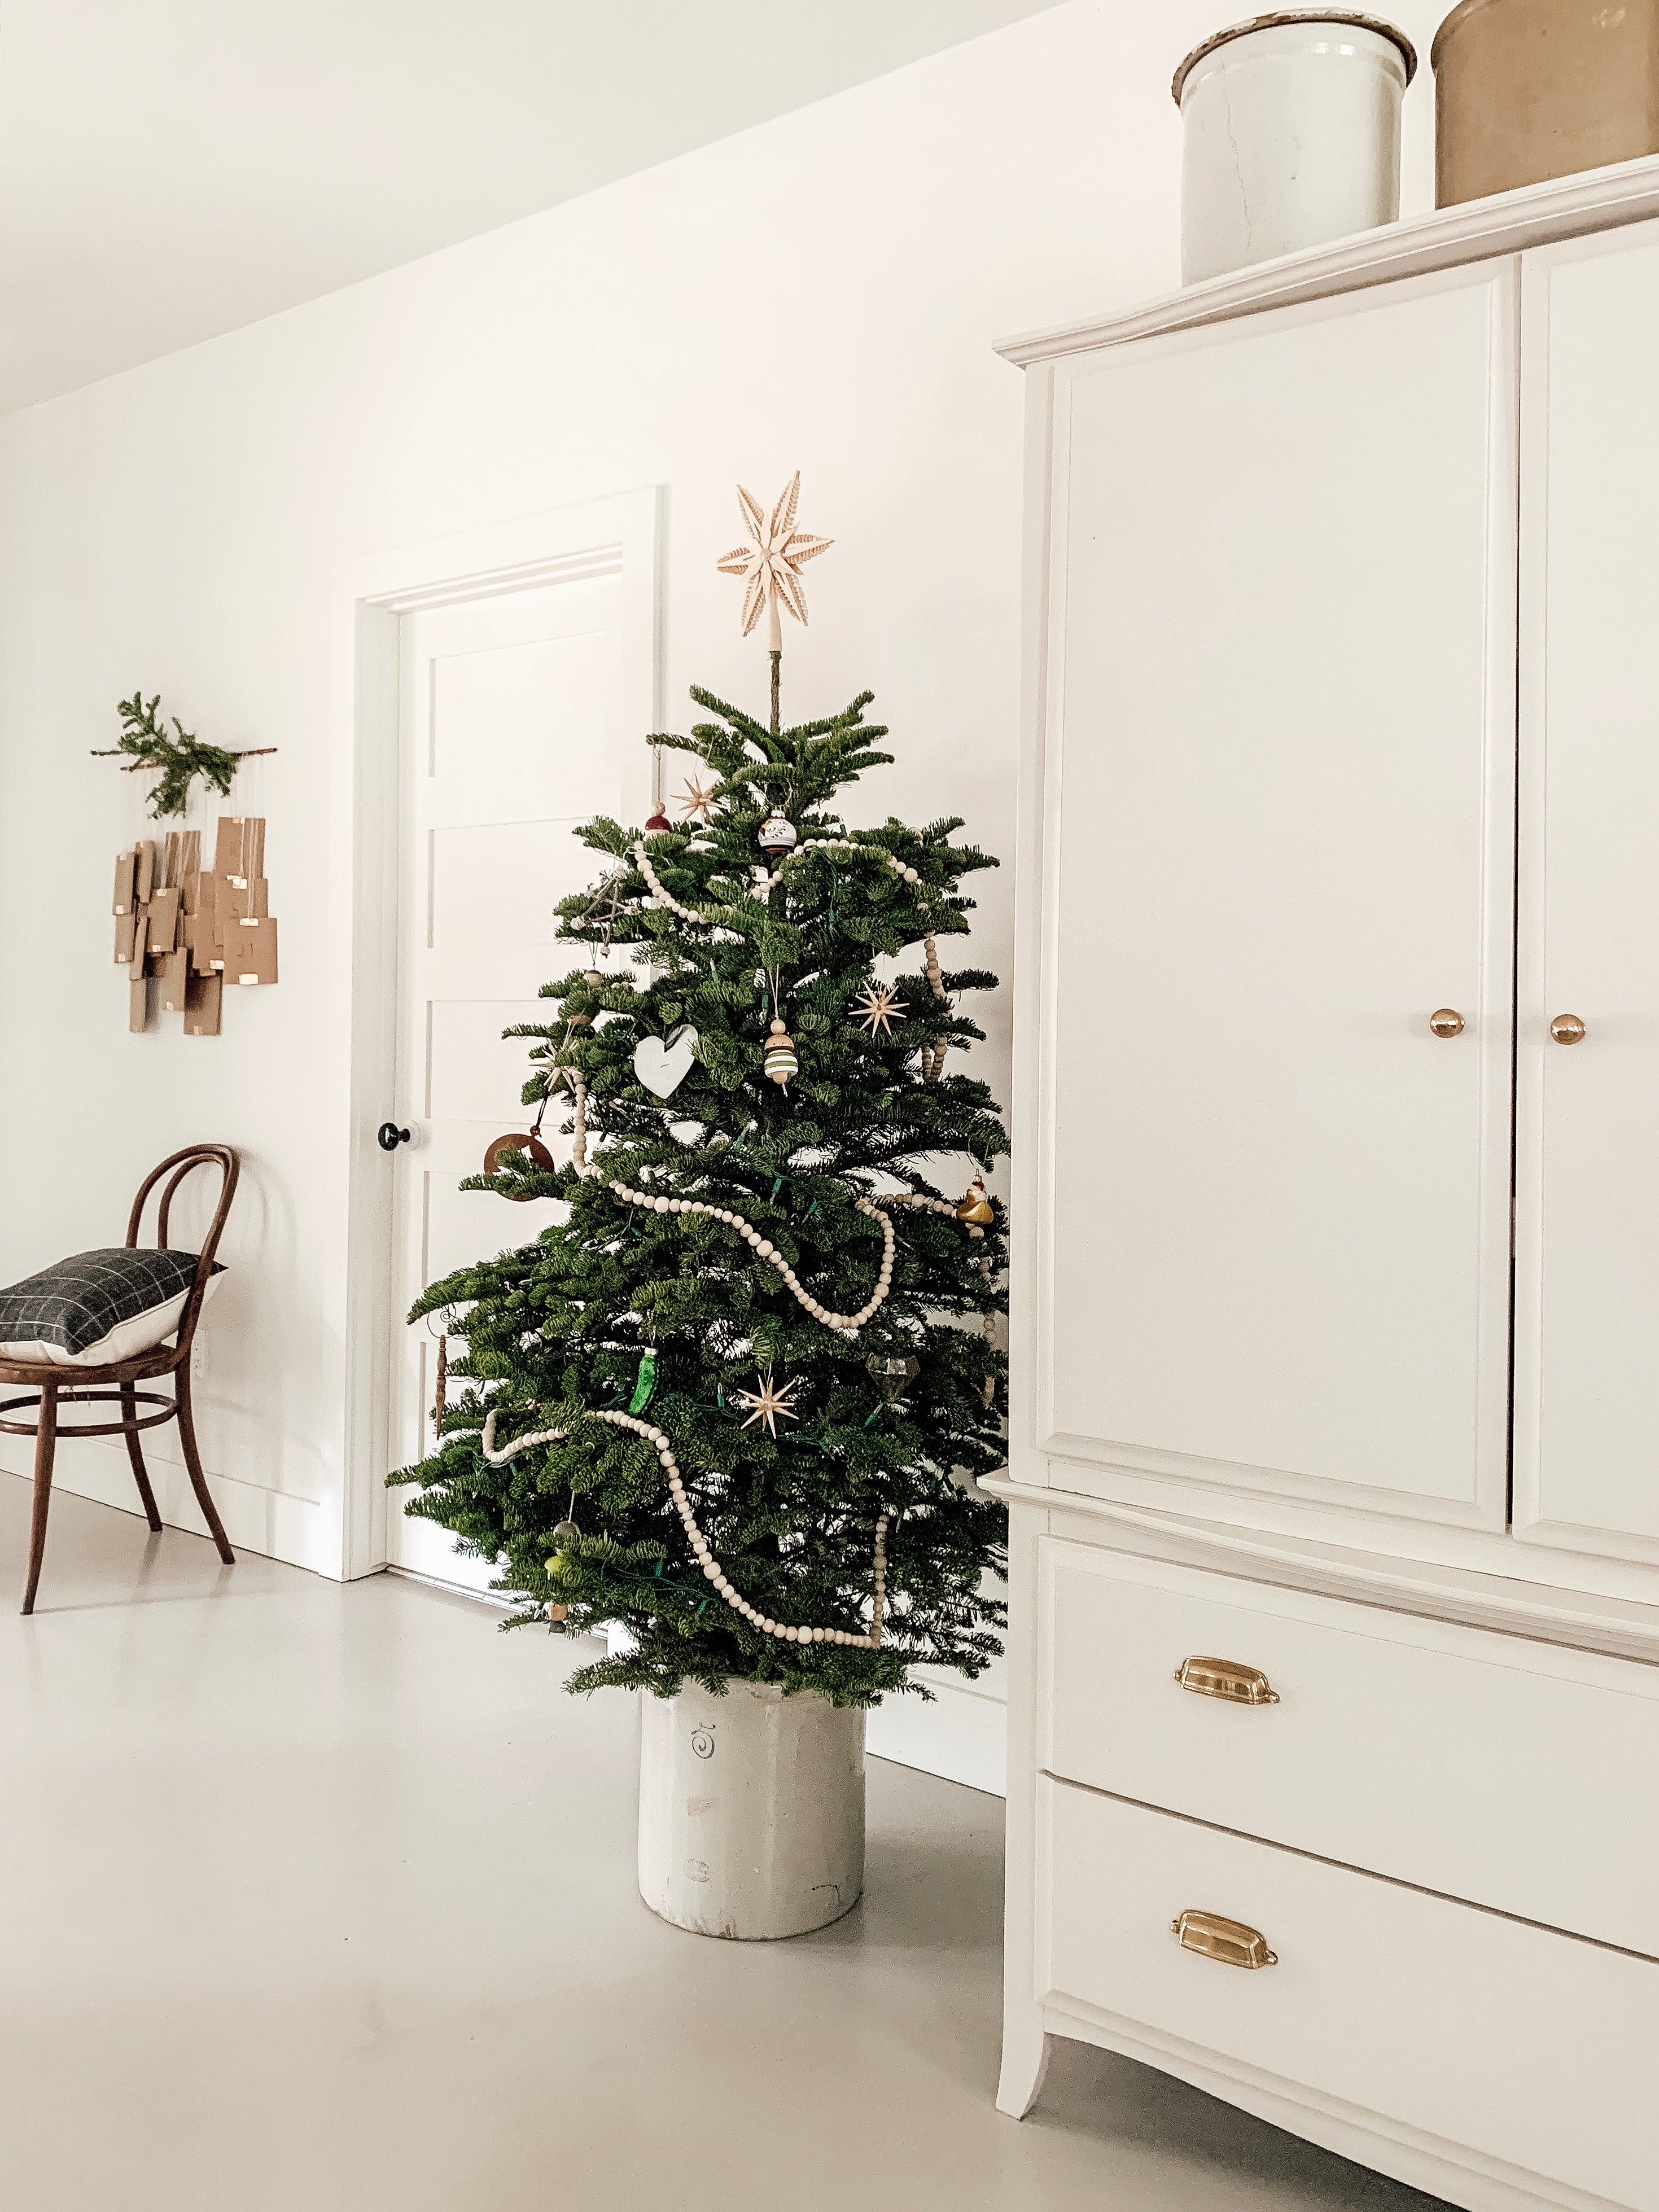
[393,478,1008,1705]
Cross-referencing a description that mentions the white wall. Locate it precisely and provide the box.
[0,0,1448,1745]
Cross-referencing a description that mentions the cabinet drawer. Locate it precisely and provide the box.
[1039,1778,1658,2212]
[1041,1542,1659,1955]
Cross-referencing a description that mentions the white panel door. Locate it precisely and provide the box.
[1515,220,1659,1569]
[1039,263,1516,1526]
[389,577,629,1590]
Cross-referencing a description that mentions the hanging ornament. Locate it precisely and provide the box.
[628,1348,659,1416]
[677,777,719,822]
[483,1131,555,1192]
[865,1352,920,1408]
[851,979,901,1038]
[758,812,798,858]
[434,1334,447,1426]
[732,1366,802,1439]
[546,1513,583,1599]
[584,968,605,987]
[644,809,672,834]
[955,1174,996,1227]
[633,1026,699,1098]
[763,1019,798,1090]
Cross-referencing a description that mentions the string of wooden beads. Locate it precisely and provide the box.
[631,835,952,1078]
[606,1177,898,1331]
[633,835,925,917]
[479,1407,887,1649]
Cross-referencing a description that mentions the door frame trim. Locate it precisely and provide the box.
[331,489,663,1580]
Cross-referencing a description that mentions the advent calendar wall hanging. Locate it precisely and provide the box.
[96,691,279,1036]
[111,815,279,1036]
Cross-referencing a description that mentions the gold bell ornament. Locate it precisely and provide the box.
[956,1174,995,1227]
[763,1019,798,1090]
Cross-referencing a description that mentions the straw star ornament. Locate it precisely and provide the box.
[716,473,833,651]
[852,980,901,1038]
[733,1368,803,1440]
[676,776,719,823]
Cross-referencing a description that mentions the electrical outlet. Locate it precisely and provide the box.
[191,1337,208,1382]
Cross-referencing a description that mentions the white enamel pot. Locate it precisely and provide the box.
[638,1677,865,1940]
[1174,12,1417,285]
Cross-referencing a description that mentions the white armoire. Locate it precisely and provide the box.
[991,161,1659,2212]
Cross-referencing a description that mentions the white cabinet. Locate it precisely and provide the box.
[1044,264,1514,1528]
[1515,222,1659,1569]
[997,168,1659,2212]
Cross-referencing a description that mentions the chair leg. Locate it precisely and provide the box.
[175,1368,235,1565]
[21,1381,58,1616]
[119,1384,164,1533]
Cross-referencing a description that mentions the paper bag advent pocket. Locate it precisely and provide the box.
[214,816,265,879]
[183,971,222,1037]
[223,915,278,986]
[147,887,181,956]
[156,949,190,1014]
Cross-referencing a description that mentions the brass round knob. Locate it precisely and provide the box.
[1549,1014,1586,1045]
[1429,1008,1465,1039]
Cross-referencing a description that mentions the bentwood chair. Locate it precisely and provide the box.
[0,1144,240,1614]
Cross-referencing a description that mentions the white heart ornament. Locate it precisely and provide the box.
[633,1027,699,1099]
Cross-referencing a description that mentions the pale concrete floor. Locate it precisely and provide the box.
[0,1475,1449,2212]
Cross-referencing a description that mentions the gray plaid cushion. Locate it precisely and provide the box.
[0,1248,218,1355]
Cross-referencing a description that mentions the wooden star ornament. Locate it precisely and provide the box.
[852,980,901,1037]
[733,1367,803,1439]
[677,776,719,823]
[716,473,833,650]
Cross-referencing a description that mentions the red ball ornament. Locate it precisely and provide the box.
[644,808,672,833]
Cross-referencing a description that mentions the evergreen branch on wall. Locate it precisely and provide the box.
[91,691,274,819]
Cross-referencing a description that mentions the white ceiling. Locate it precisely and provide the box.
[0,0,1062,415]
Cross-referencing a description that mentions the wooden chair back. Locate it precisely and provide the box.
[125,1144,240,1363]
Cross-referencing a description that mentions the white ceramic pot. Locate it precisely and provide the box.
[637,1677,865,1940]
[1174,12,1417,286]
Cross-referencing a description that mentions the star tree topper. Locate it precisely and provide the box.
[716,473,833,653]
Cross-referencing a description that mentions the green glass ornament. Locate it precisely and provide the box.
[628,1348,658,1414]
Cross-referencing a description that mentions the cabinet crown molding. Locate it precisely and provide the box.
[995,151,1659,367]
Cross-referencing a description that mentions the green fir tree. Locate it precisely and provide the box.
[392,677,1009,1706]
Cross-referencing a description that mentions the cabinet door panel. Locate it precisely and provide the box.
[1516,221,1659,1567]
[1039,265,1516,1524]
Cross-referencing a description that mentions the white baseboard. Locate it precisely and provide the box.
[868,1674,1007,1797]
[0,1430,327,1574]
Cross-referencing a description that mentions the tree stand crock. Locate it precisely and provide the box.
[638,1679,865,1939]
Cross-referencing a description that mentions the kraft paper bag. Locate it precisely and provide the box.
[147,886,181,955]
[156,948,189,1013]
[183,970,222,1037]
[224,914,278,985]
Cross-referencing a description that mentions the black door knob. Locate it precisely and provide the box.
[377,1122,412,1151]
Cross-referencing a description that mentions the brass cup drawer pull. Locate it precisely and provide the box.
[1172,1908,1278,1969]
[1174,1654,1280,1705]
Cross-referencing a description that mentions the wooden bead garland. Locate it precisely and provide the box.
[602,1177,976,1333]
[630,835,953,1079]
[479,1407,888,1649]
